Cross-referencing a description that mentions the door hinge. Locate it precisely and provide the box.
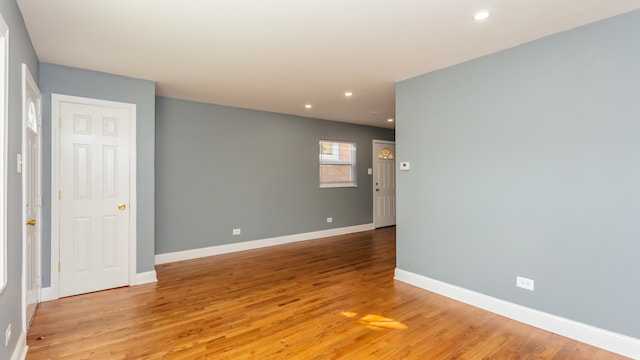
[58,118,62,128]
[58,262,61,272]
[58,190,61,199]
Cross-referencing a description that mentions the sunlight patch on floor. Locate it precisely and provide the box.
[341,312,407,330]
[340,311,358,318]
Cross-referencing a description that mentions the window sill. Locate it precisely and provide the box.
[320,183,357,188]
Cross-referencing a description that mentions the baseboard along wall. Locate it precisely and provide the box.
[394,268,640,359]
[134,270,158,285]
[10,330,27,360]
[155,224,375,265]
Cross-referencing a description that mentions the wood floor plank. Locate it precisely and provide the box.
[26,227,629,359]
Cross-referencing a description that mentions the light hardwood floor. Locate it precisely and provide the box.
[27,227,627,359]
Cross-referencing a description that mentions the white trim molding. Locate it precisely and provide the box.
[394,268,640,359]
[0,12,9,296]
[40,287,52,302]
[156,224,375,265]
[134,271,157,285]
[10,330,27,360]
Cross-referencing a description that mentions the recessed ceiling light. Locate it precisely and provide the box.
[387,118,394,122]
[305,104,312,109]
[473,10,491,21]
[345,92,353,97]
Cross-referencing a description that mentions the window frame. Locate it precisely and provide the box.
[0,13,9,293]
[319,140,357,188]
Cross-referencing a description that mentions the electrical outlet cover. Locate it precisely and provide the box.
[516,276,534,291]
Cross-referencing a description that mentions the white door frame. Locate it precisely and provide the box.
[22,63,41,329]
[372,139,396,228]
[50,94,137,300]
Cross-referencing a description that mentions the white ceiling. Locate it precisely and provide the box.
[17,1,640,129]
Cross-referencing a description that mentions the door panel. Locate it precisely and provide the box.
[25,127,39,324]
[23,64,41,328]
[59,101,131,297]
[373,141,396,228]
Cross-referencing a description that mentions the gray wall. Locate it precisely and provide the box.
[396,10,640,338]
[39,63,156,285]
[156,97,394,254]
[0,2,39,359]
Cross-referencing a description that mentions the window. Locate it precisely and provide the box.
[319,140,356,188]
[0,13,8,293]
[377,147,394,159]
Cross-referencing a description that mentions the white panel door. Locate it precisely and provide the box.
[373,141,396,228]
[23,64,41,328]
[59,101,131,297]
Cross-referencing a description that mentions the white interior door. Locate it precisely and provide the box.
[58,99,132,297]
[373,140,396,228]
[22,64,41,328]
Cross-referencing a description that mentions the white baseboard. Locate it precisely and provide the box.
[10,330,27,360]
[394,268,640,359]
[155,223,375,265]
[134,270,157,285]
[40,287,52,302]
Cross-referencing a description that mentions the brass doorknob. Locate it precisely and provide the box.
[118,203,126,211]
[26,219,36,226]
